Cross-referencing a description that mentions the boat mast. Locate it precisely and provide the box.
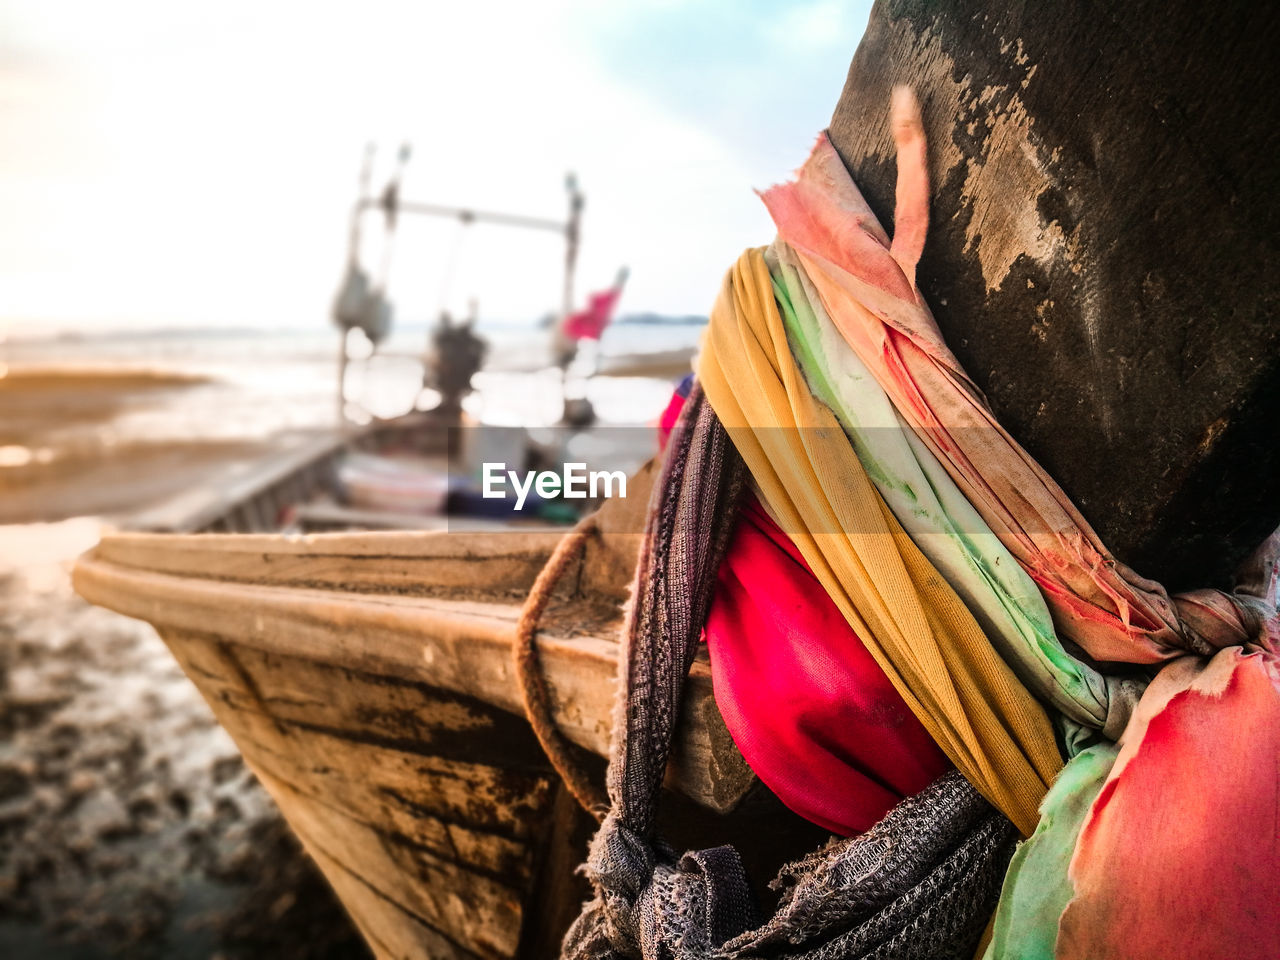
[334,152,584,424]
[562,172,584,330]
[337,143,376,424]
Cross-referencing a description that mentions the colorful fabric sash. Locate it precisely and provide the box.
[698,247,1062,837]
[747,87,1280,960]
[760,92,1275,667]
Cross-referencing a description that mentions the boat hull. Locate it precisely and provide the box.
[153,622,583,959]
[71,463,781,958]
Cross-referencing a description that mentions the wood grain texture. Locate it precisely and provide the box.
[71,550,752,809]
[828,0,1280,589]
[159,628,554,958]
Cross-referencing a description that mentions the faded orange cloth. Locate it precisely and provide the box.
[698,248,1061,836]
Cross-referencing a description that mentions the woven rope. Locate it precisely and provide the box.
[515,514,608,818]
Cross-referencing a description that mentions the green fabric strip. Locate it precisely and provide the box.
[984,742,1118,959]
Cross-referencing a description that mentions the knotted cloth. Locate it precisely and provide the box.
[559,84,1278,960]
[768,241,1139,750]
[755,88,1280,960]
[760,89,1277,668]
[563,382,1018,959]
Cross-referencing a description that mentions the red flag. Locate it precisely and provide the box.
[562,288,619,340]
[563,268,627,340]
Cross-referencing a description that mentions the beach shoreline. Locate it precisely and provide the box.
[1,367,280,525]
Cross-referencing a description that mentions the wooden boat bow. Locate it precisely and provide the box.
[71,458,761,959]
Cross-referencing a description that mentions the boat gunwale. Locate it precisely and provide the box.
[71,543,751,812]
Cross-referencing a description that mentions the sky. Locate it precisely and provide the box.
[0,0,871,334]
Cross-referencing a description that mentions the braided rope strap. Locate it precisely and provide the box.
[552,382,1016,959]
[514,514,608,818]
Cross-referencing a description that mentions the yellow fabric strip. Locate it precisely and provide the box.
[697,248,1061,836]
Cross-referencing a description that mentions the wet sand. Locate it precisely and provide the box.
[0,369,272,524]
[0,369,208,442]
[0,370,369,958]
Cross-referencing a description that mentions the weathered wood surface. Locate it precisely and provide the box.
[162,628,549,959]
[829,0,1280,589]
[72,547,751,806]
[70,462,769,958]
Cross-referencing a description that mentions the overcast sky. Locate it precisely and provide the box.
[0,0,871,333]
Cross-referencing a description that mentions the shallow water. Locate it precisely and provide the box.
[2,321,696,443]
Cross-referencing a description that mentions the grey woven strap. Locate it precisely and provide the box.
[604,382,748,840]
[563,385,1017,960]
